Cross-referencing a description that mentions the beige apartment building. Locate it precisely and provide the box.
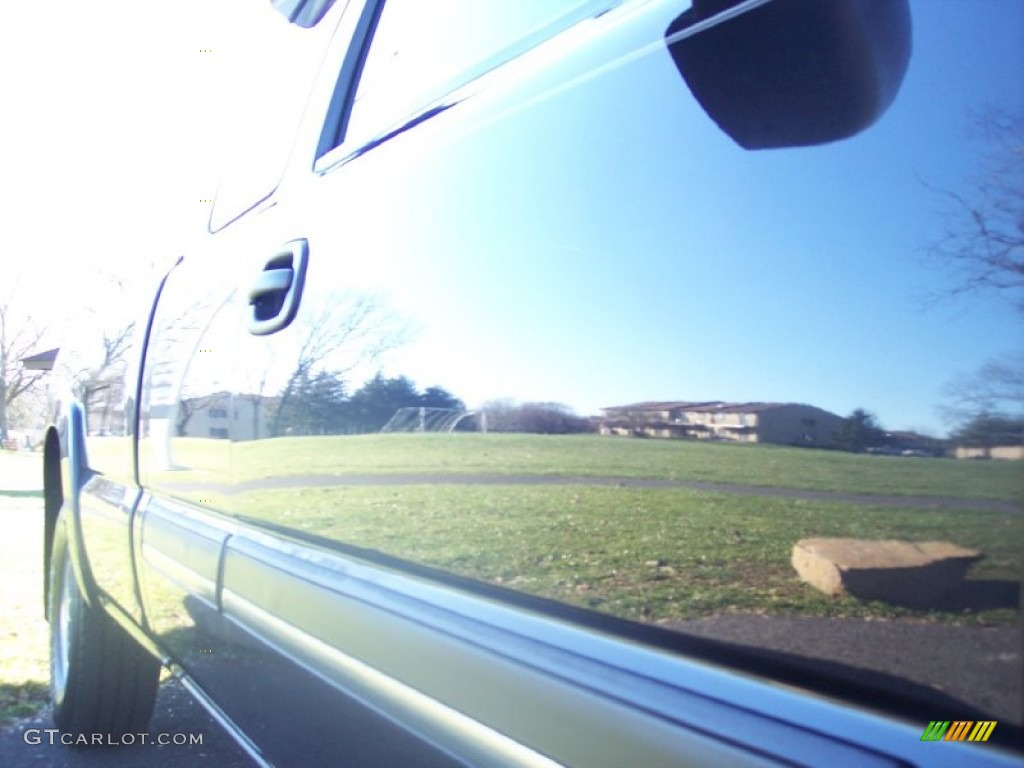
[172,392,277,441]
[600,401,845,448]
[955,445,1024,461]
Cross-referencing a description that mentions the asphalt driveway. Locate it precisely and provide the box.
[2,616,1020,766]
[2,682,255,767]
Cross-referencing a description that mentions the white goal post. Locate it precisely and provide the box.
[380,407,483,433]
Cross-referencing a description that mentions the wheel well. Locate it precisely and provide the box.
[43,426,64,618]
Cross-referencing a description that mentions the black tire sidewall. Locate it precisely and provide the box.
[47,507,160,738]
[47,509,80,723]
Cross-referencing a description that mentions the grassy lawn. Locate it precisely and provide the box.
[0,496,50,727]
[234,483,1022,626]
[176,433,1024,502]
[159,434,1021,627]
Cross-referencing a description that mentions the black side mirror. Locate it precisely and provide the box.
[667,0,912,149]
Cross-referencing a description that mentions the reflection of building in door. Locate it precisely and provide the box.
[599,400,844,447]
[177,392,277,441]
[955,445,1024,461]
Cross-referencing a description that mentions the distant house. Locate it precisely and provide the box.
[955,445,1024,461]
[876,430,947,457]
[599,400,845,447]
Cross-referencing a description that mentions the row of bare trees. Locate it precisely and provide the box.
[1,268,142,445]
[926,108,1023,445]
[0,286,49,443]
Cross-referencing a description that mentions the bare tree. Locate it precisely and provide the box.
[925,109,1024,430]
[480,399,592,435]
[923,108,1024,312]
[940,353,1024,424]
[72,321,136,435]
[238,358,273,441]
[270,292,407,437]
[0,287,50,442]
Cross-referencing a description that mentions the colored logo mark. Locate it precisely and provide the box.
[921,721,996,743]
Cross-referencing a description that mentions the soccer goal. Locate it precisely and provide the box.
[380,407,482,433]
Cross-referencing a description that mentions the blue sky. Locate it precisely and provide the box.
[3,0,1022,436]
[354,0,1024,436]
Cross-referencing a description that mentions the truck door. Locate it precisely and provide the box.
[135,246,237,673]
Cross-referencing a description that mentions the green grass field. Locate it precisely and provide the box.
[190,433,1024,502]
[152,433,1018,627]
[139,433,1023,626]
[0,495,49,727]
[233,483,1021,626]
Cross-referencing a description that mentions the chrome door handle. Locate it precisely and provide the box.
[248,239,309,336]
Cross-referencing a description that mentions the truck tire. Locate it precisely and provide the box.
[48,507,160,738]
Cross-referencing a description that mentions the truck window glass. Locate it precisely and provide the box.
[343,0,616,147]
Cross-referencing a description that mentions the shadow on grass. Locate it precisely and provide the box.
[856,578,1022,612]
[0,681,48,727]
[941,579,1021,612]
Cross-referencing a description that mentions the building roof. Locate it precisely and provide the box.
[20,347,59,371]
[602,400,792,414]
[602,400,724,412]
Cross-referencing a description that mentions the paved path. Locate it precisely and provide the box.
[6,445,1019,512]
[166,472,1023,514]
[666,614,1023,729]
[3,619,1020,765]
